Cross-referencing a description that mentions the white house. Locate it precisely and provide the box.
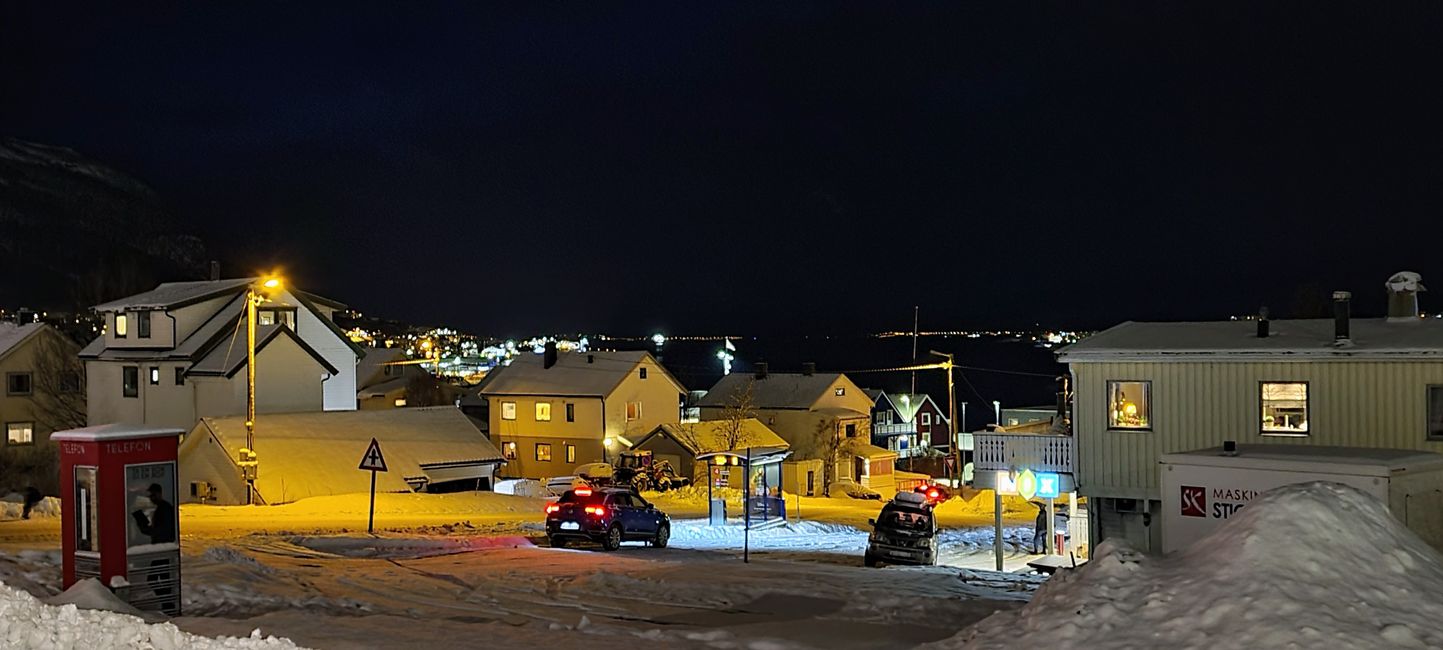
[81,278,362,430]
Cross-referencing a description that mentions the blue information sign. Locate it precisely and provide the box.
[1036,472,1061,499]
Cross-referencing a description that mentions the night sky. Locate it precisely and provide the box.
[4,3,1443,335]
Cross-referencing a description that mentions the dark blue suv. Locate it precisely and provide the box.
[545,487,671,551]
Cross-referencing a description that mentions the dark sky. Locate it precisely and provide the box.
[4,3,1443,336]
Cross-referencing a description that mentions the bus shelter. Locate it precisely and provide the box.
[697,446,791,530]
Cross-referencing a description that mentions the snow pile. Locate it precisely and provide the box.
[46,578,153,619]
[945,482,1443,649]
[494,479,548,498]
[0,493,61,519]
[647,484,746,507]
[0,550,63,597]
[0,579,304,649]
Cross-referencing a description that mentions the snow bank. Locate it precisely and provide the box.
[943,482,1443,649]
[45,578,152,619]
[287,534,534,559]
[0,493,61,519]
[494,479,548,498]
[0,579,304,649]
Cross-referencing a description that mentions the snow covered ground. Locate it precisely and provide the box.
[0,489,1042,649]
[943,481,1443,649]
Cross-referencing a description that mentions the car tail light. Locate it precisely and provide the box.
[928,489,940,499]
[545,504,560,514]
[575,487,592,496]
[584,506,606,517]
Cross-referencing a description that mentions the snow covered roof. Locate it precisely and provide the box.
[874,392,940,423]
[478,350,683,397]
[92,279,255,311]
[842,438,896,459]
[186,323,339,377]
[0,322,45,362]
[184,407,504,503]
[698,372,853,410]
[1059,318,1443,361]
[357,347,409,390]
[1161,444,1443,476]
[51,423,185,442]
[636,419,789,456]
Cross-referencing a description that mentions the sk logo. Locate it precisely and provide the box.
[1180,485,1206,517]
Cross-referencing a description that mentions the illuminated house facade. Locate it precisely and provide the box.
[1060,283,1443,553]
[81,279,362,431]
[699,366,898,494]
[864,389,949,456]
[479,349,686,479]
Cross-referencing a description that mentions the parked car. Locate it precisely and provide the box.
[545,475,590,497]
[545,487,671,551]
[914,483,950,505]
[864,491,938,567]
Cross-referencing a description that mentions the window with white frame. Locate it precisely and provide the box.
[501,401,517,420]
[536,402,552,421]
[1261,382,1308,435]
[834,387,845,396]
[502,441,517,460]
[1107,380,1151,430]
[921,412,931,426]
[137,311,151,338]
[114,313,128,337]
[566,444,576,463]
[625,401,642,421]
[6,422,34,445]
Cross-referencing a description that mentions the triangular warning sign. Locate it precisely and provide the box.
[358,438,388,472]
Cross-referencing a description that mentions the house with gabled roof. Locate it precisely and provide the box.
[632,418,790,485]
[178,406,505,504]
[478,347,686,479]
[80,278,363,431]
[699,364,898,494]
[1,323,82,483]
[864,389,949,456]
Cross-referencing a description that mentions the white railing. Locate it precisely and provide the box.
[873,422,917,436]
[974,432,1073,474]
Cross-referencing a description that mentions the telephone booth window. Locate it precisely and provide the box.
[126,462,178,548]
[75,467,99,553]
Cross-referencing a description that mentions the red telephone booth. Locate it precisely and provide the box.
[54,424,184,615]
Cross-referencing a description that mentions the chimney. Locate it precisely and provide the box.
[801,362,816,376]
[543,341,558,369]
[209,260,220,281]
[1333,291,1352,344]
[1386,271,1426,322]
[754,361,768,380]
[1257,306,1270,338]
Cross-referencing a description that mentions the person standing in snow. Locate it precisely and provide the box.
[131,483,175,544]
[21,486,43,519]
[1032,501,1047,553]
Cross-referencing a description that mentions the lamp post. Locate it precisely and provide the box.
[929,350,958,486]
[244,276,282,505]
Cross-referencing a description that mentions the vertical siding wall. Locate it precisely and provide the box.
[1075,360,1443,499]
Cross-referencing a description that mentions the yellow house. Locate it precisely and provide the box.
[1,323,82,493]
[632,418,790,486]
[697,365,897,494]
[479,349,686,479]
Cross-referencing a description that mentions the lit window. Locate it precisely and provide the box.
[503,442,517,460]
[6,422,34,446]
[535,443,552,462]
[566,444,576,464]
[501,401,517,420]
[115,314,128,337]
[625,401,642,421]
[149,367,160,385]
[123,367,139,398]
[6,372,32,396]
[1107,381,1151,430]
[394,398,407,407]
[1429,386,1443,441]
[835,387,845,396]
[566,403,575,422]
[639,367,648,379]
[536,402,552,421]
[137,311,151,338]
[1261,382,1309,435]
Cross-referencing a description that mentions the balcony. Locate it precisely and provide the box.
[973,431,1073,475]
[873,421,917,436]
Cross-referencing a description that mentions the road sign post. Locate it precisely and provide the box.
[358,438,388,534]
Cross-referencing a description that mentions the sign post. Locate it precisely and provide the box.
[358,438,388,534]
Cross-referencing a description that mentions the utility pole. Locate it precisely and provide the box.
[910,306,919,395]
[929,350,958,486]
[245,287,257,506]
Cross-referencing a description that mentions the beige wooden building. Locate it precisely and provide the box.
[0,323,81,493]
[1060,287,1443,552]
[478,348,686,479]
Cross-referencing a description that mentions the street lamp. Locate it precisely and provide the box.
[245,274,284,505]
[929,350,959,486]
